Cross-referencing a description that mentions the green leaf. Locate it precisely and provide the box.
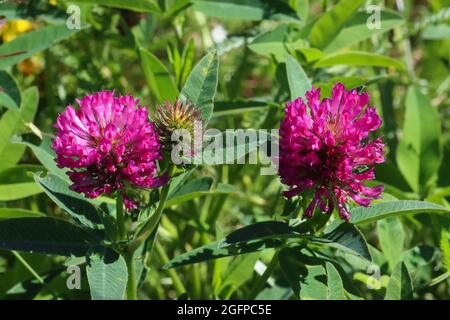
[0,208,44,220]
[308,0,365,49]
[139,48,179,103]
[3,268,63,300]
[86,248,128,300]
[248,25,289,62]
[278,246,328,299]
[286,54,311,100]
[74,0,160,13]
[315,223,371,261]
[12,135,68,181]
[180,51,219,124]
[422,24,450,40]
[324,10,404,53]
[192,0,299,22]
[396,86,442,194]
[164,221,305,268]
[34,172,103,233]
[213,100,270,117]
[325,262,346,300]
[0,87,39,172]
[314,51,405,70]
[377,217,405,270]
[339,200,449,226]
[0,217,100,256]
[255,285,292,300]
[0,165,43,201]
[218,253,259,295]
[0,70,20,109]
[165,177,236,207]
[440,230,450,272]
[0,24,86,70]
[385,262,413,300]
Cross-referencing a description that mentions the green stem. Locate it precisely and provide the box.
[249,249,279,299]
[116,193,126,241]
[124,250,137,300]
[131,165,175,248]
[154,242,186,296]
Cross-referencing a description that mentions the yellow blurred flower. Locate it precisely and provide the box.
[0,20,33,42]
[49,0,58,5]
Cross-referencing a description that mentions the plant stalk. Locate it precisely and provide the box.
[116,193,126,241]
[124,250,137,300]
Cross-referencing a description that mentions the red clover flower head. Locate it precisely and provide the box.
[52,91,167,209]
[278,83,385,221]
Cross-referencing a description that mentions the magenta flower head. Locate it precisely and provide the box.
[52,91,167,210]
[278,83,385,221]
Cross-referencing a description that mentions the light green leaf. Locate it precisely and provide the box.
[180,51,219,124]
[339,201,449,226]
[377,217,405,270]
[139,48,179,103]
[0,217,99,256]
[308,0,365,49]
[0,24,86,70]
[314,51,405,70]
[86,248,128,300]
[192,0,299,22]
[326,262,346,300]
[324,10,404,53]
[74,0,160,13]
[0,87,38,172]
[385,262,413,300]
[440,230,450,272]
[165,177,236,207]
[422,24,450,40]
[286,54,311,100]
[0,208,44,220]
[396,86,442,194]
[0,165,43,201]
[248,25,289,62]
[12,135,68,181]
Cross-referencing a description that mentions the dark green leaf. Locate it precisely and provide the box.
[34,172,103,233]
[315,223,371,261]
[0,70,20,109]
[164,221,305,268]
[0,217,100,256]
